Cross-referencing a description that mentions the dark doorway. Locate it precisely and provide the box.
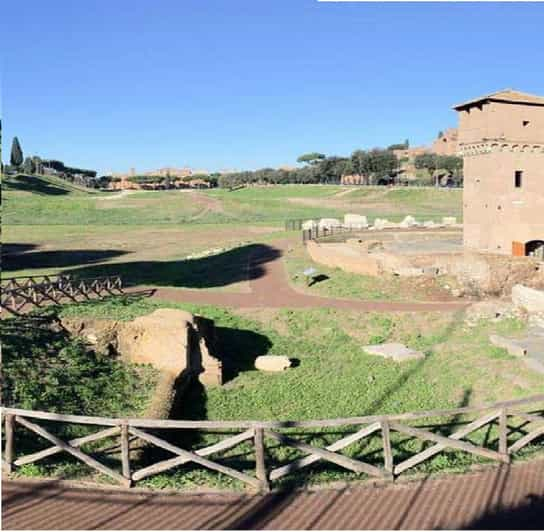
[526,240,544,259]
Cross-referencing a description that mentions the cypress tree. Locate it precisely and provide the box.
[10,137,23,167]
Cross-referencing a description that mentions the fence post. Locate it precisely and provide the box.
[254,427,270,493]
[499,409,509,460]
[381,419,394,477]
[4,414,15,474]
[121,423,132,487]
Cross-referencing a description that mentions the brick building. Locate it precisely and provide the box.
[432,128,458,156]
[454,89,544,257]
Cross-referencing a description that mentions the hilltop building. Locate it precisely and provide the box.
[454,89,544,257]
[432,128,458,156]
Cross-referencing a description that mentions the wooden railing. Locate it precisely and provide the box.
[0,274,123,315]
[2,395,543,492]
[302,225,363,244]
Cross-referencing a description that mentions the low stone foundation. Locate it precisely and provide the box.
[306,228,544,297]
[61,308,224,418]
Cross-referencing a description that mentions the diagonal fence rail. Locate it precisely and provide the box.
[0,274,123,315]
[2,395,544,493]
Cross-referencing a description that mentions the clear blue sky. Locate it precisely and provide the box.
[2,1,543,174]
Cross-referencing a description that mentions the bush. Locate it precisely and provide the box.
[1,313,158,416]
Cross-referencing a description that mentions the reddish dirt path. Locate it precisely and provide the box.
[135,241,469,312]
[3,459,543,529]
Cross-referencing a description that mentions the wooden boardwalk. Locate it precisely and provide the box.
[3,459,544,530]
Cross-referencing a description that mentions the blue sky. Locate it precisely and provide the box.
[2,1,543,174]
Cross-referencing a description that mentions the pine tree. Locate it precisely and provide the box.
[23,157,35,174]
[10,137,23,167]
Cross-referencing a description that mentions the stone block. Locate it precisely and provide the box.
[318,218,342,230]
[344,213,368,229]
[399,215,418,228]
[442,216,457,226]
[373,218,396,230]
[302,219,317,230]
[255,355,292,372]
[362,343,425,362]
[117,309,194,376]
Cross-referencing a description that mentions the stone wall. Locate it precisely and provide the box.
[61,308,224,418]
[306,231,544,297]
[305,240,383,276]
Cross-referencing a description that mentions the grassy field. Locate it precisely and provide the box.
[9,297,541,490]
[2,175,462,284]
[3,176,461,227]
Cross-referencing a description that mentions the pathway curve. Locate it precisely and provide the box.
[133,241,469,312]
[3,459,543,529]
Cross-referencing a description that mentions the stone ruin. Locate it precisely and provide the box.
[303,214,460,233]
[303,212,544,297]
[61,309,223,419]
[465,285,544,374]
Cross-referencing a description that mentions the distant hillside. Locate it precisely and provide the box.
[2,173,101,196]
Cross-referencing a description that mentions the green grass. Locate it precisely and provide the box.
[1,309,159,416]
[2,307,161,483]
[16,297,540,490]
[3,179,461,226]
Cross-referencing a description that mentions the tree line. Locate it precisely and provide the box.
[5,136,97,184]
[218,147,463,188]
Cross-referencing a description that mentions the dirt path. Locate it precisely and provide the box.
[3,459,543,529]
[187,191,225,221]
[137,241,468,312]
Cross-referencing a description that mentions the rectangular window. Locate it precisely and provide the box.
[515,170,523,188]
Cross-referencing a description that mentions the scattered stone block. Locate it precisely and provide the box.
[362,343,425,362]
[442,216,457,226]
[318,218,342,230]
[255,355,292,372]
[344,213,368,229]
[302,219,317,230]
[373,218,396,230]
[489,335,527,357]
[511,285,544,313]
[399,215,418,228]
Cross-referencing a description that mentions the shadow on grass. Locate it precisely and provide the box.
[2,174,70,195]
[62,243,282,290]
[2,245,130,272]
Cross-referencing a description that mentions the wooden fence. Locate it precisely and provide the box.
[0,274,123,315]
[302,225,361,244]
[2,395,543,492]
